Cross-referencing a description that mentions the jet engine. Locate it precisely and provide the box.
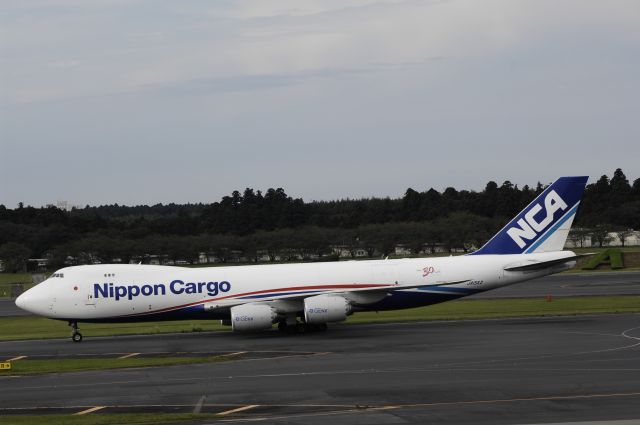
[230,303,277,332]
[304,295,351,324]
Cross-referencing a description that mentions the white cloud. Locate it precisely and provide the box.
[3,0,639,105]
[1,0,639,205]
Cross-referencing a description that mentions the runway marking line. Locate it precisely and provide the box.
[73,406,106,415]
[213,392,640,423]
[193,395,207,414]
[6,356,27,362]
[217,404,260,416]
[222,351,247,357]
[388,391,640,409]
[5,392,640,418]
[118,352,140,359]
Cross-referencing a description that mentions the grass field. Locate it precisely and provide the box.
[1,296,639,342]
[347,295,640,323]
[0,316,228,341]
[0,273,33,298]
[0,273,32,284]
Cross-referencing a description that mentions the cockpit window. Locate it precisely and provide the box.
[51,273,64,278]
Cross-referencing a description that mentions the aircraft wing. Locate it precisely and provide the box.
[206,279,472,310]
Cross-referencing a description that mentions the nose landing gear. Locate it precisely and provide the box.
[69,321,83,343]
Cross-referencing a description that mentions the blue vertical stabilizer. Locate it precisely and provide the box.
[472,176,588,255]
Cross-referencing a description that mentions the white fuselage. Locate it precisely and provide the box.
[16,251,576,322]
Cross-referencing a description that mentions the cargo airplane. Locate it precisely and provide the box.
[16,176,588,342]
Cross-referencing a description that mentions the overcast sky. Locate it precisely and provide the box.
[1,0,639,207]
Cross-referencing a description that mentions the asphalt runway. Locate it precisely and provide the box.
[469,271,640,299]
[0,299,29,317]
[1,272,639,318]
[1,314,640,424]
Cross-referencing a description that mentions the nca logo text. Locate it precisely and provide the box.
[506,190,568,249]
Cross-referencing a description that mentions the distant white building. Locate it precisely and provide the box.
[606,230,640,247]
[394,245,412,256]
[565,229,639,248]
[331,245,368,258]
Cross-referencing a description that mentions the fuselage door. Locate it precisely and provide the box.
[84,279,96,306]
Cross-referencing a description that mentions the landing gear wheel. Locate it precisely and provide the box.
[69,320,83,343]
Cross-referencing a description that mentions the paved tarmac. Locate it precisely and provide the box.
[1,272,639,318]
[0,299,30,317]
[469,271,640,299]
[1,313,640,424]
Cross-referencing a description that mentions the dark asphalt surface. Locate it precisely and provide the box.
[1,272,639,318]
[0,299,30,317]
[469,271,640,299]
[1,314,640,424]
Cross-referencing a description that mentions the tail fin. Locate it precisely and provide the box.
[472,176,588,255]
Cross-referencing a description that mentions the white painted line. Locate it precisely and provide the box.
[222,351,247,357]
[6,356,27,362]
[193,395,206,414]
[118,352,141,359]
[73,406,106,415]
[217,404,260,416]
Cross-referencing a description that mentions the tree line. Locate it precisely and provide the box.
[0,168,638,272]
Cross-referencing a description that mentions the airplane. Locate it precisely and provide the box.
[15,176,589,342]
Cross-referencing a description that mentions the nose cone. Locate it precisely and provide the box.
[15,286,51,316]
[15,292,27,310]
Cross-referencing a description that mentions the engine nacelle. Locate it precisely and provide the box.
[304,295,351,324]
[230,303,277,332]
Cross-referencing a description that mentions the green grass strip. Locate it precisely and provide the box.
[5,355,229,375]
[346,295,640,323]
[582,248,625,270]
[0,273,34,298]
[0,317,228,341]
[1,413,220,425]
[0,273,32,284]
[1,296,640,342]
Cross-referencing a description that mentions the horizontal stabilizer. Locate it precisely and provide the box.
[503,254,593,272]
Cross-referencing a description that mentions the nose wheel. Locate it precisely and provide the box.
[69,321,83,343]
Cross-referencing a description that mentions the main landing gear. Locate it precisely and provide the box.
[69,321,83,343]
